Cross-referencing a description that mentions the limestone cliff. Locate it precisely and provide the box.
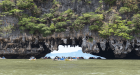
[0,0,140,59]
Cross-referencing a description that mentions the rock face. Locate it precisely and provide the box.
[0,0,140,59]
[0,25,139,59]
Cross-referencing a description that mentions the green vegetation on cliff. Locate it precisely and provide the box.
[119,7,131,14]
[132,14,140,33]
[99,14,134,39]
[0,0,140,39]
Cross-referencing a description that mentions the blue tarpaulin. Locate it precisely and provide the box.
[60,58,65,60]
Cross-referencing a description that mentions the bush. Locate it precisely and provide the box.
[72,12,103,31]
[16,0,34,9]
[50,23,56,30]
[10,9,23,15]
[89,21,103,31]
[55,22,67,28]
[119,7,131,14]
[55,28,65,32]
[0,0,15,11]
[132,14,140,33]
[99,14,134,39]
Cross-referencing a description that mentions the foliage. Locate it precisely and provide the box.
[86,1,92,4]
[119,7,131,14]
[10,9,23,13]
[31,4,41,16]
[0,0,41,17]
[18,17,37,33]
[17,13,29,20]
[63,9,74,16]
[16,0,41,17]
[18,0,62,36]
[121,0,138,11]
[109,20,133,39]
[0,0,139,39]
[16,0,34,9]
[19,17,52,36]
[10,9,23,16]
[15,0,105,36]
[95,0,104,13]
[98,22,110,38]
[99,14,134,39]
[50,23,56,30]
[0,0,15,11]
[89,21,103,31]
[53,0,60,5]
[1,25,14,32]
[72,12,103,31]
[1,12,12,16]
[55,22,67,28]
[0,25,14,36]
[55,28,65,32]
[132,14,140,33]
[41,13,54,20]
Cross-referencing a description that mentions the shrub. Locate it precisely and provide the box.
[41,13,54,19]
[31,4,41,16]
[0,0,15,11]
[50,23,56,30]
[55,28,65,32]
[55,22,67,28]
[89,21,103,31]
[132,14,140,33]
[99,14,134,39]
[72,12,103,31]
[119,7,131,14]
[10,9,23,16]
[121,0,138,11]
[16,0,34,9]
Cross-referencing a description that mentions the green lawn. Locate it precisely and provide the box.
[0,59,140,75]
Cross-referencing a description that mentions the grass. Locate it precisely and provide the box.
[0,59,140,75]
